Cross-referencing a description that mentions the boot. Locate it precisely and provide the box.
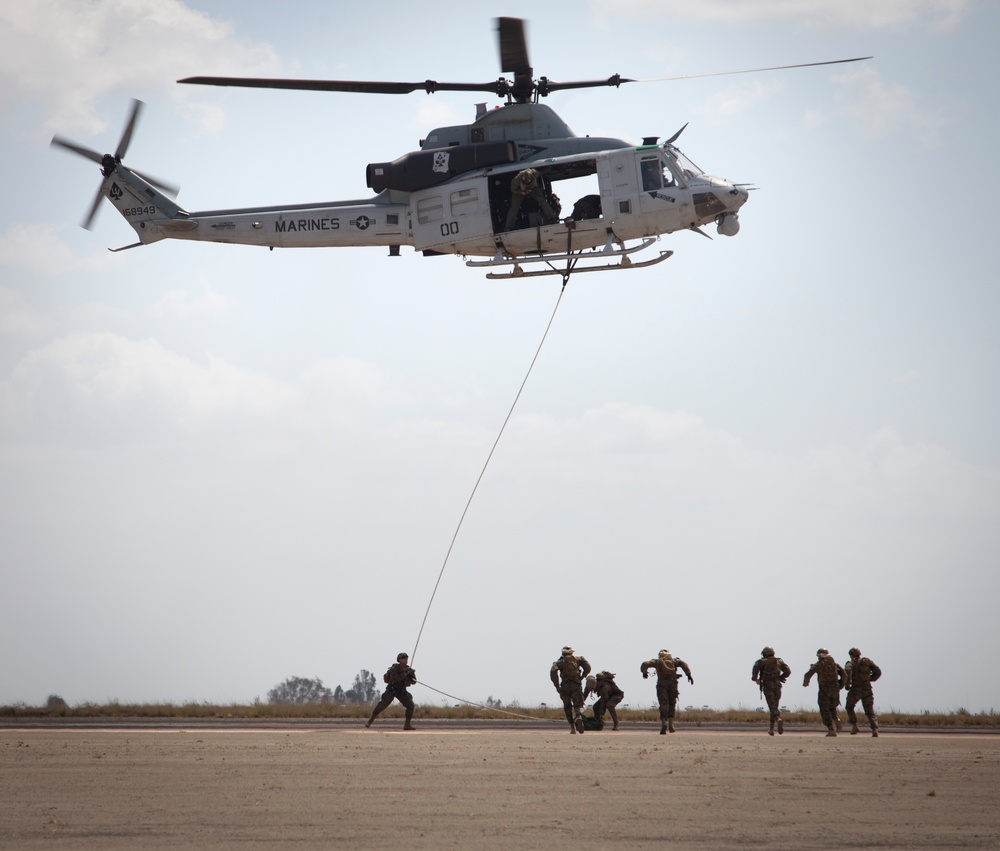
[768,719,775,736]
[575,717,585,735]
[851,722,860,735]
[403,722,415,731]
[872,723,879,738]
[365,714,375,729]
[826,725,837,737]
[668,720,675,734]
[777,717,784,735]
[612,722,620,731]
[660,723,667,735]
[403,709,415,730]
[835,716,842,733]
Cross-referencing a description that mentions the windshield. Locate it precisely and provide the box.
[665,147,704,182]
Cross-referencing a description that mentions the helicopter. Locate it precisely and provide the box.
[51,18,870,281]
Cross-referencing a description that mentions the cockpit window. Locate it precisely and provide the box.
[640,156,676,191]
[665,147,704,182]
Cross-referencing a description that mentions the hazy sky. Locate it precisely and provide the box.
[2,0,997,715]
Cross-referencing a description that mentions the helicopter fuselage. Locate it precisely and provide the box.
[110,112,748,262]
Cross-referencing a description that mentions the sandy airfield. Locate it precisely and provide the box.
[2,722,999,849]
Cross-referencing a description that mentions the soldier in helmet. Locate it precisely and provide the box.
[583,671,625,731]
[504,167,558,231]
[365,652,418,730]
[752,646,791,736]
[802,648,845,736]
[550,646,592,734]
[640,649,694,734]
[844,647,882,737]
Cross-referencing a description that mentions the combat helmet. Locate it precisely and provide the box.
[761,646,775,657]
[561,646,574,656]
[816,647,829,657]
[397,652,409,662]
[849,647,861,658]
[659,649,673,659]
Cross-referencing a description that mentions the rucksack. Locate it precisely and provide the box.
[659,656,676,677]
[560,656,581,680]
[760,656,781,682]
[816,655,839,686]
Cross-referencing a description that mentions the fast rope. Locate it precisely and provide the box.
[411,279,569,665]
[418,681,564,723]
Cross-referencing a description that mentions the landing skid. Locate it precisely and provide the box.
[465,238,673,280]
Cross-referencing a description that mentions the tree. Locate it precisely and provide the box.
[341,669,378,705]
[267,676,334,705]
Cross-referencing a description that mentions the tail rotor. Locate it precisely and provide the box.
[50,98,179,229]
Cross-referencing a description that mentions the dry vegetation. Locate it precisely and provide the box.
[2,700,996,728]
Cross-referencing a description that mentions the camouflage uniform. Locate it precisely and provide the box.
[640,650,693,734]
[752,647,791,735]
[550,646,592,734]
[365,653,417,730]
[844,648,882,737]
[802,648,845,736]
[583,671,624,731]
[504,168,557,230]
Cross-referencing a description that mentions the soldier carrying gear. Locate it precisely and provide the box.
[803,648,846,737]
[550,646,592,734]
[583,671,625,731]
[640,649,694,734]
[365,652,418,730]
[504,167,558,231]
[844,647,882,737]
[752,646,792,736]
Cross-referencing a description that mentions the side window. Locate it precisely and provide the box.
[417,195,444,224]
[640,158,661,191]
[450,188,478,217]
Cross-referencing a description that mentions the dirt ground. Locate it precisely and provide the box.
[2,723,999,849]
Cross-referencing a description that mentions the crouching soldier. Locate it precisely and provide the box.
[366,652,417,730]
[584,671,624,731]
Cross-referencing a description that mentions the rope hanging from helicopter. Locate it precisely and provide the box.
[411,277,568,666]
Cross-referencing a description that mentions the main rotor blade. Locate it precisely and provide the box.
[639,56,873,84]
[50,135,104,164]
[497,17,530,76]
[178,76,506,95]
[540,75,635,95]
[115,98,144,161]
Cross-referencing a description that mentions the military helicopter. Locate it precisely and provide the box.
[51,18,870,280]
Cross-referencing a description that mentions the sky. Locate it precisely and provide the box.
[1,0,998,715]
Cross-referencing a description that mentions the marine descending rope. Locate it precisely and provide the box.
[410,279,569,677]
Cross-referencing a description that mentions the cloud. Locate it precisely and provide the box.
[150,285,235,317]
[590,0,970,30]
[0,0,281,136]
[697,79,785,125]
[833,66,951,145]
[0,224,109,277]
[0,285,53,339]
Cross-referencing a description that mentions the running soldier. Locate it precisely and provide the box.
[583,671,624,731]
[802,648,845,736]
[844,647,882,737]
[550,646,592,734]
[752,646,791,735]
[365,652,417,730]
[640,649,694,734]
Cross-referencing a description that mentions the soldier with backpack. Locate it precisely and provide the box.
[844,647,882,737]
[583,671,625,731]
[752,647,792,735]
[803,648,846,736]
[641,649,694,734]
[365,652,418,730]
[550,646,592,734]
